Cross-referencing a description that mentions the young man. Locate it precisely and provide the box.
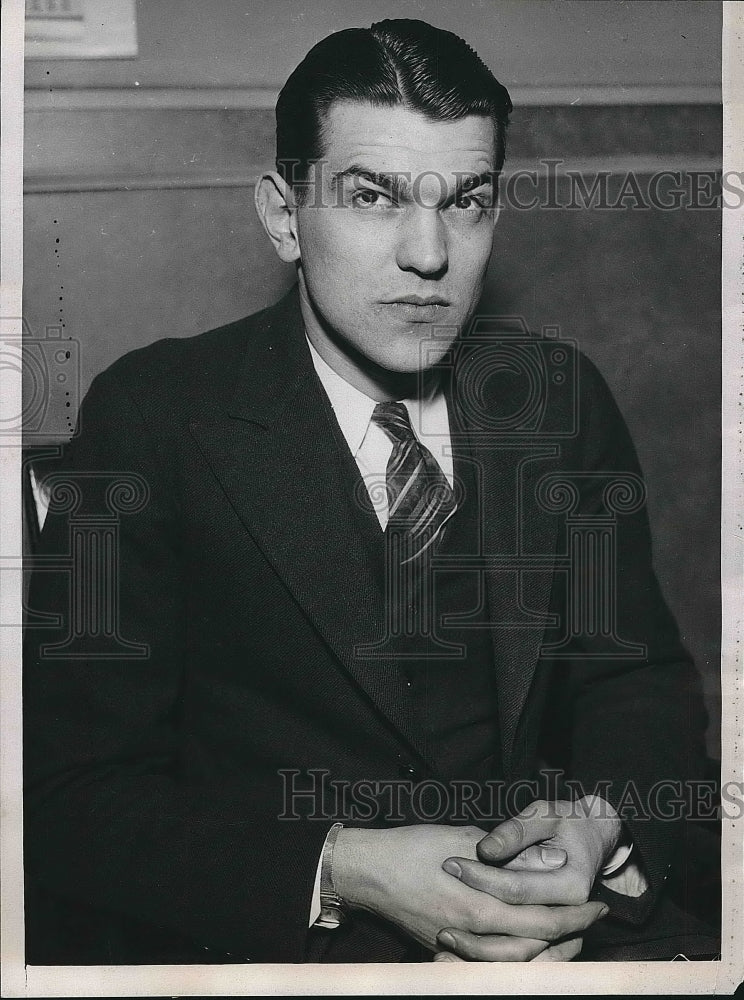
[24,19,709,964]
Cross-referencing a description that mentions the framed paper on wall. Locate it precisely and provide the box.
[25,0,137,60]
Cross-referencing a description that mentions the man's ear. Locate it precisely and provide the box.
[254,171,301,263]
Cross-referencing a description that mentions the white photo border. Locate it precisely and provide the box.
[1,0,742,994]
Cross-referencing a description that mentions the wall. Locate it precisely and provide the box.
[24,0,721,98]
[23,0,723,753]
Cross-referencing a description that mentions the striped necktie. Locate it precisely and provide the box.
[371,401,458,563]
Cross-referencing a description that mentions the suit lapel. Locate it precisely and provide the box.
[448,351,560,779]
[189,290,435,769]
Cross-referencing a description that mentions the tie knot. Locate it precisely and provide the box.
[371,401,417,446]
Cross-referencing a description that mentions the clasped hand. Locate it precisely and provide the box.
[434,795,622,962]
[332,796,620,963]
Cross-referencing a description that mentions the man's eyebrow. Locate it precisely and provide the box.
[329,165,497,205]
[330,166,411,200]
[453,170,497,198]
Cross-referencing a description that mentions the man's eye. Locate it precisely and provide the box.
[351,188,392,208]
[454,194,484,210]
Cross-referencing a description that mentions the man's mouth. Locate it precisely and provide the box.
[381,296,451,322]
[385,295,450,307]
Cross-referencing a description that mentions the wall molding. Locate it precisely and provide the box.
[23,83,722,113]
[23,157,723,195]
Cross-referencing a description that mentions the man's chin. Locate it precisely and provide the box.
[372,340,458,375]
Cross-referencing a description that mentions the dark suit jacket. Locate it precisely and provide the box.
[24,286,709,964]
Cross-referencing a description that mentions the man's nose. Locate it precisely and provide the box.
[395,206,448,277]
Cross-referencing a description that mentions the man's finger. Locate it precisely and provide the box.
[468,896,609,940]
[437,929,548,962]
[477,804,560,863]
[433,950,466,962]
[443,856,590,905]
[503,844,567,872]
[531,935,584,962]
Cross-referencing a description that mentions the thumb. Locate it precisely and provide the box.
[478,806,559,863]
[504,843,568,871]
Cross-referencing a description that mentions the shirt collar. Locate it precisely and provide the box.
[306,336,448,457]
[307,337,376,456]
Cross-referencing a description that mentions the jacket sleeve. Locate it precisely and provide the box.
[23,365,332,962]
[542,352,709,924]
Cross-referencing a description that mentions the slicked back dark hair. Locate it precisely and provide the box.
[275,18,513,198]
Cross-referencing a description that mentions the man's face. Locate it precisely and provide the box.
[294,101,498,383]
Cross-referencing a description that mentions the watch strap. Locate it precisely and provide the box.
[315,822,348,929]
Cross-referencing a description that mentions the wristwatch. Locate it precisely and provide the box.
[315,822,349,929]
